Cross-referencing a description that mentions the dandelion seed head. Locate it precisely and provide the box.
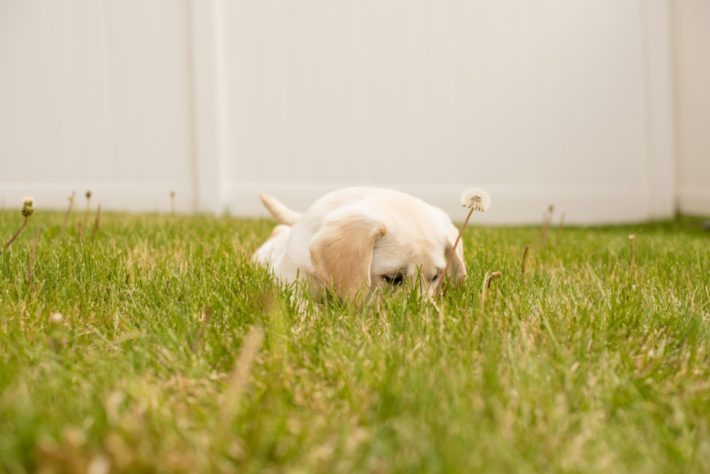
[21,196,34,217]
[460,188,491,212]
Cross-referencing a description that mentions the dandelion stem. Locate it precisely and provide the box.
[84,190,92,227]
[3,217,28,252]
[542,204,554,247]
[170,191,176,216]
[555,213,565,245]
[434,206,475,297]
[62,192,75,231]
[92,204,102,237]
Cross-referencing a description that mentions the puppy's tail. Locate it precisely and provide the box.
[259,193,302,225]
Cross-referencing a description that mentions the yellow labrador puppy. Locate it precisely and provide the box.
[253,187,466,300]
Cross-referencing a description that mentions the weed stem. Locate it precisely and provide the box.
[3,217,29,252]
[434,206,475,297]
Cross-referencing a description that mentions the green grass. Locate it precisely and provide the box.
[0,210,708,473]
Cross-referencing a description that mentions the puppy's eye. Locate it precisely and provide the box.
[431,270,443,281]
[382,273,404,285]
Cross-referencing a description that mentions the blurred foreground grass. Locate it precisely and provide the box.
[0,210,708,473]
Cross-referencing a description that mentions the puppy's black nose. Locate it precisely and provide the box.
[383,273,404,285]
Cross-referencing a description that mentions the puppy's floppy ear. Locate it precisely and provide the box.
[445,223,467,283]
[309,209,386,300]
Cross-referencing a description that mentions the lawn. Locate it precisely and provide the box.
[0,209,708,473]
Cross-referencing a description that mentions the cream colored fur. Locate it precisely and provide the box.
[253,187,466,300]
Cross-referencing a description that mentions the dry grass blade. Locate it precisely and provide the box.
[427,293,446,334]
[191,307,213,351]
[224,327,264,417]
[521,245,530,277]
[92,204,102,237]
[556,212,566,245]
[27,228,42,288]
[170,191,176,216]
[481,271,503,310]
[628,234,637,271]
[542,204,554,247]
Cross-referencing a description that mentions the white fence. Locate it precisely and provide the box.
[1,0,708,223]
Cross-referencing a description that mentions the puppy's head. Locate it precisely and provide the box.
[309,206,466,300]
